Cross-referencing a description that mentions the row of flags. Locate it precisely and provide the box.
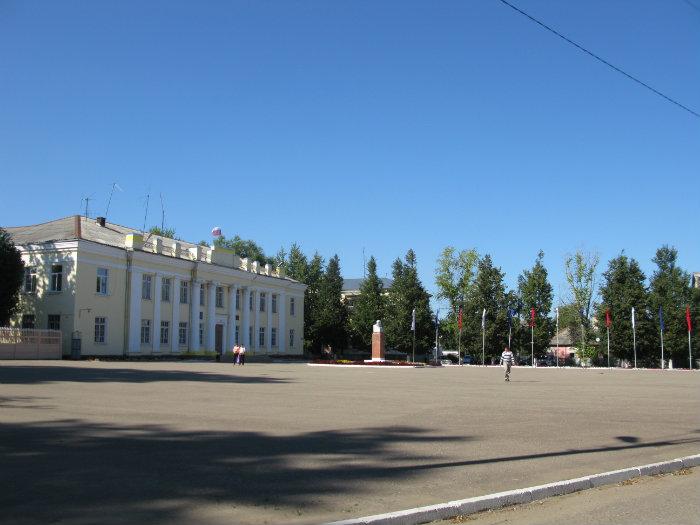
[413,306,694,333]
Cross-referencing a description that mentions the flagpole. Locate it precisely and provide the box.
[531,325,534,367]
[660,326,664,370]
[632,307,637,369]
[411,308,416,363]
[412,328,416,364]
[607,326,610,368]
[556,307,560,368]
[458,325,462,366]
[689,331,693,370]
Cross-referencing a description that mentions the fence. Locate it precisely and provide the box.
[0,328,63,359]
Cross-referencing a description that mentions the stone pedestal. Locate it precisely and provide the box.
[369,320,385,362]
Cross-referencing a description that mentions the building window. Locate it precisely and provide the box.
[249,292,253,311]
[48,314,61,331]
[200,284,205,306]
[180,281,189,304]
[289,328,295,348]
[235,289,240,310]
[199,311,203,320]
[160,321,169,345]
[21,314,35,329]
[271,327,277,347]
[259,327,265,347]
[260,292,266,312]
[272,294,277,314]
[94,317,106,343]
[249,326,253,347]
[141,319,151,344]
[50,264,63,292]
[96,268,108,294]
[24,267,37,293]
[235,325,240,344]
[290,297,296,316]
[162,278,171,302]
[216,286,224,308]
[199,323,204,346]
[142,275,152,300]
[178,322,188,345]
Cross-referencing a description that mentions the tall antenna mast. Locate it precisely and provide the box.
[142,191,150,234]
[105,182,123,218]
[160,193,165,230]
[81,195,93,218]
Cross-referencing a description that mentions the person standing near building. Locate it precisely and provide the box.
[239,345,246,366]
[500,346,515,382]
[233,344,240,365]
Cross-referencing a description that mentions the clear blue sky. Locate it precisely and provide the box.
[1,0,698,311]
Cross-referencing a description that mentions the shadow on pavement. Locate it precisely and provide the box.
[0,365,291,385]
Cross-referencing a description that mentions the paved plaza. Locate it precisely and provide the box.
[1,361,699,524]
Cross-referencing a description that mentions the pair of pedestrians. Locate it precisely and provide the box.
[232,345,246,365]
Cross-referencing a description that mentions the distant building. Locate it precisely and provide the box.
[341,277,393,308]
[7,216,306,357]
[693,272,700,288]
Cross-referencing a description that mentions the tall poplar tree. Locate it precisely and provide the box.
[517,250,554,359]
[313,255,347,352]
[348,256,385,350]
[564,250,600,361]
[303,252,325,352]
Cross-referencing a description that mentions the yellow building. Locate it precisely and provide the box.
[7,216,306,357]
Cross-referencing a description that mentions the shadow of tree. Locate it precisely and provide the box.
[0,365,292,384]
[0,421,465,524]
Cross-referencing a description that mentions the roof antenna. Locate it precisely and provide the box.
[142,190,150,234]
[105,182,123,219]
[81,195,94,218]
[160,193,165,230]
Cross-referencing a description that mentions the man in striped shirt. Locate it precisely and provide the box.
[500,346,515,382]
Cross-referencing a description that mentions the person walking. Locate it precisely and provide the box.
[239,345,246,366]
[500,346,515,382]
[233,345,240,365]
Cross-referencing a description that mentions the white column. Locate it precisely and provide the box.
[267,290,273,352]
[129,269,142,353]
[278,291,286,353]
[242,287,251,348]
[207,282,216,351]
[227,284,237,353]
[190,279,201,351]
[153,273,162,352]
[171,276,181,353]
[253,289,260,351]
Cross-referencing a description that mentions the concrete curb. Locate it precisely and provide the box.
[325,454,699,525]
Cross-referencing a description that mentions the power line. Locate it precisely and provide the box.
[497,0,700,119]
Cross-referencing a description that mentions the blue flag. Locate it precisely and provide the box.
[659,306,665,331]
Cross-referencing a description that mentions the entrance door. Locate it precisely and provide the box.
[215,324,223,354]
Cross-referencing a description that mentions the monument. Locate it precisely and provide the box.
[369,320,386,362]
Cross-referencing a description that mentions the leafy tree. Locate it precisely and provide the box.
[303,252,324,352]
[649,246,694,368]
[597,254,654,367]
[348,256,385,350]
[385,249,433,356]
[214,235,272,265]
[564,250,600,361]
[312,255,348,352]
[274,247,287,273]
[0,228,24,326]
[517,250,554,360]
[148,226,177,239]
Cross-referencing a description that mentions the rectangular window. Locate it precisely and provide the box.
[48,314,61,331]
[199,323,204,345]
[24,266,37,293]
[21,314,35,329]
[272,294,277,314]
[289,328,295,348]
[200,284,205,306]
[235,289,240,310]
[235,325,240,344]
[216,286,224,308]
[96,268,108,294]
[260,292,266,312]
[160,321,169,345]
[259,327,265,347]
[180,281,189,304]
[162,278,171,302]
[141,319,151,344]
[178,322,188,345]
[249,292,253,311]
[94,317,106,343]
[290,297,296,316]
[142,275,152,300]
[271,327,277,347]
[50,264,63,292]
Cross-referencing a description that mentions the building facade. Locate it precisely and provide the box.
[8,216,306,357]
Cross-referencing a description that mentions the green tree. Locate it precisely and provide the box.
[385,249,433,356]
[517,250,554,360]
[597,254,654,367]
[0,228,24,326]
[214,235,272,265]
[313,255,348,352]
[303,252,324,352]
[348,256,385,350]
[148,226,177,239]
[286,243,308,282]
[564,250,600,361]
[649,246,694,368]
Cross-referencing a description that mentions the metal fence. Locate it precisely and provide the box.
[0,328,63,359]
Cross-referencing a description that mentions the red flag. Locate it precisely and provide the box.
[687,306,693,333]
[530,307,535,328]
[605,308,611,328]
[458,308,463,331]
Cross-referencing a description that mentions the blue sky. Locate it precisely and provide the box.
[1,0,698,310]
